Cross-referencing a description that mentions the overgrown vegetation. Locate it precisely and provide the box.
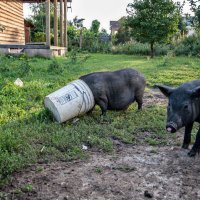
[0,53,200,185]
[26,2,200,57]
[174,35,200,56]
[126,0,180,58]
[111,41,170,56]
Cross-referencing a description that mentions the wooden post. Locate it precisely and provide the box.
[60,0,63,47]
[46,0,51,46]
[54,0,58,46]
[64,0,68,49]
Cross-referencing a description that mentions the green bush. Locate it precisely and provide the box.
[33,32,46,42]
[0,54,32,78]
[174,35,200,56]
[47,59,63,74]
[18,60,32,77]
[69,29,112,53]
[111,41,170,56]
[33,32,54,45]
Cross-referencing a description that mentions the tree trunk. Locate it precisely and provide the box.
[150,42,154,58]
[80,29,83,49]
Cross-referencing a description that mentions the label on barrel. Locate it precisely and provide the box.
[58,90,78,105]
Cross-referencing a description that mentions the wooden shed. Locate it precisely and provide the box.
[0,0,72,57]
[0,0,25,45]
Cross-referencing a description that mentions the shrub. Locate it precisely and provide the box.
[33,32,46,42]
[111,41,170,56]
[33,32,54,45]
[47,59,63,74]
[69,48,78,63]
[18,60,32,77]
[174,35,200,56]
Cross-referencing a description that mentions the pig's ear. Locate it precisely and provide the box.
[155,85,174,97]
[191,86,200,98]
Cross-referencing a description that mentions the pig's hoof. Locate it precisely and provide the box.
[188,150,196,157]
[182,144,189,149]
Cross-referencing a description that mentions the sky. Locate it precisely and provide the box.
[24,0,192,33]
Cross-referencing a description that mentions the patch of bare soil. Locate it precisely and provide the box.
[2,89,200,200]
[2,146,200,200]
[143,88,167,107]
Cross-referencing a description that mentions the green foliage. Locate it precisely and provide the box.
[0,54,200,185]
[187,0,200,30]
[0,54,32,78]
[18,60,32,77]
[33,32,54,45]
[0,192,8,200]
[112,41,170,56]
[73,16,85,29]
[174,35,200,56]
[69,48,78,63]
[114,17,131,45]
[81,29,111,53]
[33,32,45,42]
[127,0,180,57]
[90,20,100,33]
[47,59,63,74]
[68,17,111,53]
[28,4,57,43]
[21,183,34,193]
[69,49,91,64]
[68,25,79,50]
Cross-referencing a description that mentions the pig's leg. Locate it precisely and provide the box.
[188,128,200,157]
[182,123,193,149]
[135,95,143,110]
[96,96,108,116]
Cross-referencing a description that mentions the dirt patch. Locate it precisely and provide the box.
[2,90,200,200]
[2,145,200,200]
[143,88,167,107]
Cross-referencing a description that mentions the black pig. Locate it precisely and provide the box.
[157,80,200,156]
[80,68,145,116]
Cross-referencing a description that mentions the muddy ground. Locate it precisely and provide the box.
[1,90,200,200]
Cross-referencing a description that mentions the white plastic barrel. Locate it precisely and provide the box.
[44,79,95,123]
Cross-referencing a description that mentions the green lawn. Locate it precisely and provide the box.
[0,53,200,185]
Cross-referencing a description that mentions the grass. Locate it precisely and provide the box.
[0,53,200,185]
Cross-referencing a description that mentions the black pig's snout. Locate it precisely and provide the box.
[166,122,177,133]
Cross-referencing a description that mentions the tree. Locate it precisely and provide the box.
[115,17,131,44]
[90,20,100,33]
[72,16,85,49]
[127,0,180,58]
[73,16,85,29]
[29,3,54,33]
[28,3,56,43]
[187,0,200,30]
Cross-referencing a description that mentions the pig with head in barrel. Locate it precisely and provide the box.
[157,79,200,157]
[80,68,146,116]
